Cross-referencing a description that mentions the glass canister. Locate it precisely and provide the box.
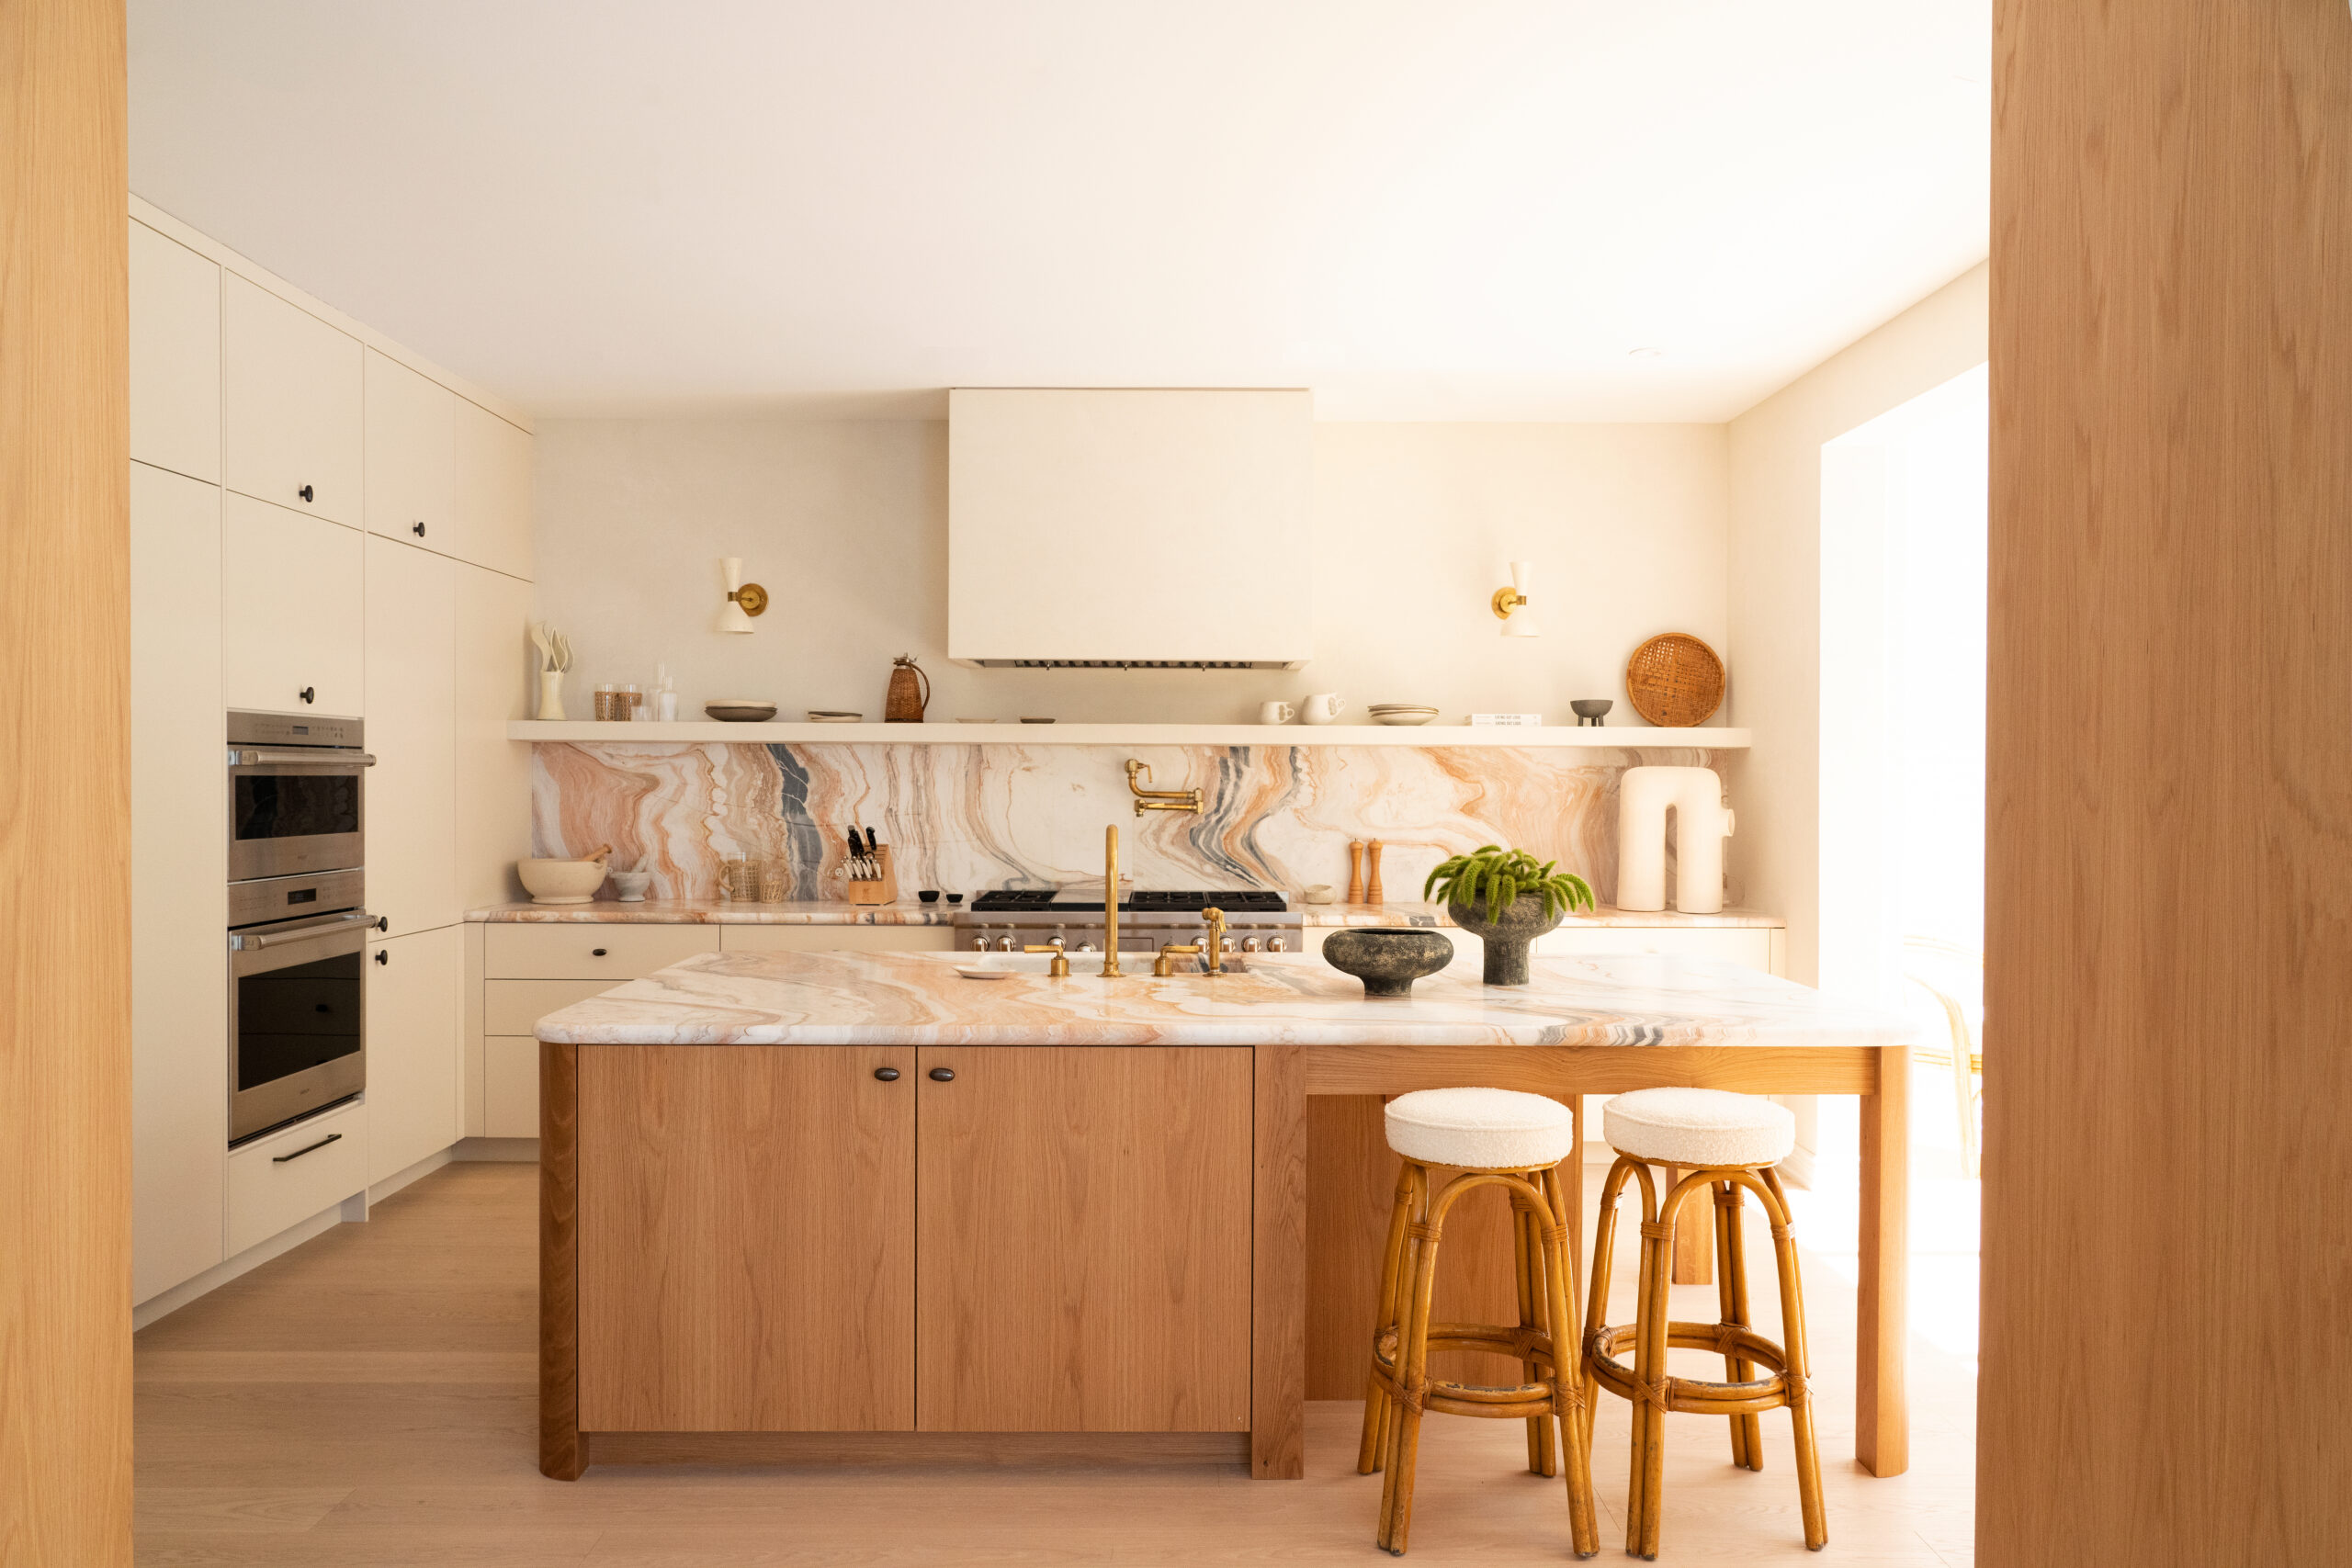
[758,865,792,903]
[594,683,628,721]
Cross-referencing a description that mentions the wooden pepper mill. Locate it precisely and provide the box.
[1346,840,1365,903]
[884,653,930,723]
[1364,839,1385,904]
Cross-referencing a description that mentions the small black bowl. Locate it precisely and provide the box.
[918,889,941,903]
[1321,927,1455,998]
[944,893,965,905]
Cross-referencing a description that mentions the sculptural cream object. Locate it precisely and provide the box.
[1616,765,1735,914]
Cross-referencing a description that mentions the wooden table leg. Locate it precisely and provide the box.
[1856,1043,1910,1477]
[1252,1044,1307,1479]
[1665,1165,1715,1284]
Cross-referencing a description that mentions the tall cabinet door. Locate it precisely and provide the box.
[363,349,454,549]
[364,536,457,936]
[220,493,364,717]
[130,462,226,1303]
[452,564,534,910]
[915,1045,1253,1433]
[221,275,362,525]
[578,1045,917,1432]
[130,221,220,484]
[451,399,533,580]
[366,925,462,1183]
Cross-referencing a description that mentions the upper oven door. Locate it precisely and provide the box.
[228,748,373,880]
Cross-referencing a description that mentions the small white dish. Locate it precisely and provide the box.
[807,710,864,723]
[954,965,1016,981]
[1301,884,1338,904]
[1372,712,1437,726]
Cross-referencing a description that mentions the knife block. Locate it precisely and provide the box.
[846,845,898,907]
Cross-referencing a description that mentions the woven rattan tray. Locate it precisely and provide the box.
[1624,633,1724,727]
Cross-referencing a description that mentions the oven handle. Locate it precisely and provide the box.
[228,749,377,768]
[228,910,375,951]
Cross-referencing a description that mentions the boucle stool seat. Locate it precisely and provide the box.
[1356,1087,1597,1558]
[1601,1087,1796,1168]
[1382,1087,1577,1169]
[1583,1088,1826,1558]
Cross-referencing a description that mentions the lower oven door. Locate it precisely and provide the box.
[229,908,371,1145]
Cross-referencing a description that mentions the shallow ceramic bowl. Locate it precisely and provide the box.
[608,870,653,902]
[518,858,607,905]
[1371,712,1438,726]
[1300,884,1338,904]
[706,700,777,722]
[808,710,863,723]
[1321,927,1455,998]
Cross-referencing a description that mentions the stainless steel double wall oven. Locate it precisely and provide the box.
[226,711,375,1144]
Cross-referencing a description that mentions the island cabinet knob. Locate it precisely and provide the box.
[591,947,607,957]
[873,1066,901,1082]
[928,1066,956,1083]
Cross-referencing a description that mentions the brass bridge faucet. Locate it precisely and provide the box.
[1126,759,1203,817]
[1151,908,1229,978]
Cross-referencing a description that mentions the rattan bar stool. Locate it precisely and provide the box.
[1355,1088,1599,1558]
[1583,1087,1826,1558]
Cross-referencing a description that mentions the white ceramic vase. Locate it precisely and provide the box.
[537,670,567,721]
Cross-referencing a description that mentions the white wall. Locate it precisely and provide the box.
[530,420,1729,727]
[1724,263,1988,989]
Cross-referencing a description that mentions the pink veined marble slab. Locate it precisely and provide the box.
[533,950,1912,1050]
[466,897,1782,929]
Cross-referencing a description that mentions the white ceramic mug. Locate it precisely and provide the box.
[1301,693,1346,725]
[1259,700,1295,725]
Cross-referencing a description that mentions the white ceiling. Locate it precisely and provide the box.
[130,2,1989,423]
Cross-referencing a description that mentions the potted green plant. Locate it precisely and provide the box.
[1423,845,1596,986]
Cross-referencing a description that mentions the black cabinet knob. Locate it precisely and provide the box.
[298,484,314,502]
[873,1066,901,1082]
[413,521,426,537]
[591,947,607,957]
[299,686,315,704]
[374,916,389,932]
[928,1066,956,1082]
[374,949,389,966]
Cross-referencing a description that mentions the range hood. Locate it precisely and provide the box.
[947,389,1313,670]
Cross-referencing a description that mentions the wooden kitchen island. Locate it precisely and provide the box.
[533,950,1917,1482]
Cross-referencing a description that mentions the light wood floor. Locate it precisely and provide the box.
[135,1161,1976,1565]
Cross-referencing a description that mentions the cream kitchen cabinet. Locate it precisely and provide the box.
[363,349,455,549]
[130,220,220,484]
[226,1098,368,1258]
[364,536,458,936]
[718,925,957,953]
[452,398,534,580]
[222,275,363,525]
[130,461,227,1303]
[453,564,536,910]
[221,491,365,717]
[367,925,464,1185]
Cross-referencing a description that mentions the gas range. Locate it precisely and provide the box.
[955,888,1301,954]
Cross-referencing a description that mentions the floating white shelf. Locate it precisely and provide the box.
[506,720,1748,750]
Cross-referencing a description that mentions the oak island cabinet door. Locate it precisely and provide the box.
[915,1045,1254,1433]
[577,1046,917,1432]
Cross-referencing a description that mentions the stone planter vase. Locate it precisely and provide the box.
[1447,894,1566,986]
[1320,927,1455,998]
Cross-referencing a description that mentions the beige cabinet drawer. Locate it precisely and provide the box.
[486,979,616,1036]
[484,1037,540,1139]
[483,923,718,980]
[1535,926,1775,973]
[719,925,958,954]
[226,1100,367,1257]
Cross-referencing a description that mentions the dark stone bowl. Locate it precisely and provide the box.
[1321,927,1456,998]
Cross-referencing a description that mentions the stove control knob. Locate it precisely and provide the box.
[1048,930,1067,949]
[1267,936,1287,953]
[1240,936,1261,953]
[1076,942,1098,953]
[998,934,1018,952]
[971,934,989,952]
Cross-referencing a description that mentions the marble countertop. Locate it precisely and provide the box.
[534,950,1905,1049]
[467,898,1782,930]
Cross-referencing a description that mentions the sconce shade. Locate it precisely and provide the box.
[716,556,760,634]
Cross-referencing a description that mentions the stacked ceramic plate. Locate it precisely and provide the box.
[1367,704,1439,727]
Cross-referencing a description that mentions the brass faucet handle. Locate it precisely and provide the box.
[1152,943,1204,977]
[1023,944,1071,977]
[1127,759,1153,787]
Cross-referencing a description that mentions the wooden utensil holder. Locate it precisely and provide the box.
[847,845,899,907]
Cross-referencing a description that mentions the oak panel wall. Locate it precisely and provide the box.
[0,1,133,1562]
[1983,3,2352,1562]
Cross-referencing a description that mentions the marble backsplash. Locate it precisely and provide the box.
[531,742,1726,906]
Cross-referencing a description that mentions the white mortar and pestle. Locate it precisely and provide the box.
[519,844,613,905]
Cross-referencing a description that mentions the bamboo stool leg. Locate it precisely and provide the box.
[1378,1204,1444,1555]
[1511,1190,1558,1477]
[1715,1180,1763,1471]
[1358,1160,1419,1475]
[1761,1168,1827,1551]
[1540,1166,1600,1559]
